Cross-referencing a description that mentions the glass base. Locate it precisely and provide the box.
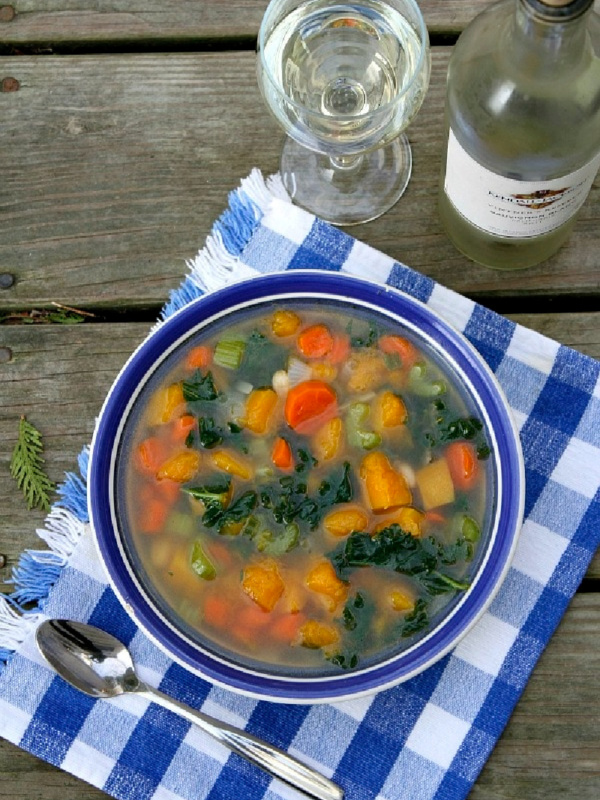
[280,135,412,226]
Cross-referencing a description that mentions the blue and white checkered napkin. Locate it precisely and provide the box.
[1,170,599,800]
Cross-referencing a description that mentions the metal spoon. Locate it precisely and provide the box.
[36,619,343,800]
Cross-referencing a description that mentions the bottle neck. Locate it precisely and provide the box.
[512,0,592,69]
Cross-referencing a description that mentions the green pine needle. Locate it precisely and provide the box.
[10,416,56,512]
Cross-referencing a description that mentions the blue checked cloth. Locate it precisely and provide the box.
[1,170,599,800]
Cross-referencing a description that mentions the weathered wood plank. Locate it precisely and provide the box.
[1,316,598,591]
[0,51,599,310]
[1,592,598,800]
[4,0,598,46]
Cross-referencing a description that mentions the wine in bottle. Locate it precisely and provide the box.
[439,0,600,270]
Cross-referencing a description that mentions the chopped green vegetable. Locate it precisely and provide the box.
[184,480,231,507]
[182,370,220,402]
[398,598,429,638]
[214,337,246,370]
[256,522,300,556]
[198,417,223,449]
[190,540,216,580]
[408,363,447,398]
[330,524,470,596]
[242,330,288,385]
[207,490,258,532]
[346,403,382,450]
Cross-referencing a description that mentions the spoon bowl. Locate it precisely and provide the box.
[36,619,344,800]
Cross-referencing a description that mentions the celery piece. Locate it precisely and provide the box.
[257,523,300,556]
[213,337,245,370]
[461,515,481,542]
[408,363,447,397]
[347,403,381,449]
[190,540,216,580]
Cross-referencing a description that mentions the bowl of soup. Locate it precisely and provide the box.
[89,271,524,702]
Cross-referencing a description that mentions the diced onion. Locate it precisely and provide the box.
[287,356,312,386]
[234,379,254,395]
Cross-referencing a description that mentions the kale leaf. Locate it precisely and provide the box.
[182,370,220,402]
[330,524,471,596]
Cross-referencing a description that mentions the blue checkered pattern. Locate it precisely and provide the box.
[1,173,599,800]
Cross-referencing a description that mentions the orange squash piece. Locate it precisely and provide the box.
[244,387,278,434]
[210,448,253,480]
[299,620,340,649]
[156,450,201,483]
[373,506,425,537]
[373,391,408,429]
[305,561,348,610]
[242,560,285,612]
[146,382,185,426]
[312,417,343,462]
[323,505,369,538]
[360,451,412,512]
[271,309,301,337]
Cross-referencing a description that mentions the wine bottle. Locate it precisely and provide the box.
[438,0,600,270]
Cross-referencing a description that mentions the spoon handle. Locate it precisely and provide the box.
[140,686,344,800]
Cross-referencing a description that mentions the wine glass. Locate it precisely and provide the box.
[257,0,431,225]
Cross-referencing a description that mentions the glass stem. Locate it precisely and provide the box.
[329,154,364,173]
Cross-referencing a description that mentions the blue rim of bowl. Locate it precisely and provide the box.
[89,271,524,703]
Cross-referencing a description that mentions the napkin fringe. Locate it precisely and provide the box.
[0,169,288,673]
[0,449,89,671]
[161,169,288,320]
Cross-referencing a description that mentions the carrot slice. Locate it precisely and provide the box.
[138,497,169,534]
[172,414,196,443]
[136,437,169,475]
[328,333,351,364]
[446,442,479,490]
[272,437,293,470]
[297,324,334,359]
[378,335,419,369]
[284,380,338,434]
[185,345,212,371]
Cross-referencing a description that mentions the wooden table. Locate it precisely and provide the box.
[1,2,599,798]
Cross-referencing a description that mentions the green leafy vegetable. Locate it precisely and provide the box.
[10,416,55,511]
[260,462,353,530]
[197,417,223,449]
[184,480,231,507]
[398,598,429,638]
[241,330,288,386]
[182,370,220,403]
[330,524,471,596]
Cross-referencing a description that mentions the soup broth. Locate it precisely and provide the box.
[119,301,492,675]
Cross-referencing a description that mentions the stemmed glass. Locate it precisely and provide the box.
[257,0,431,225]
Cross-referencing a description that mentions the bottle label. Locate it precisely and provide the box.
[444,129,600,238]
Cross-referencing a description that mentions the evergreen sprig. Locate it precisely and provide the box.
[10,416,55,511]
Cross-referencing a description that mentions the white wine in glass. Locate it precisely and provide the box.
[257,0,431,225]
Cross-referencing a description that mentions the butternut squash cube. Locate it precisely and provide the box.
[299,620,340,649]
[360,451,412,512]
[156,450,201,483]
[244,387,278,434]
[312,417,343,461]
[323,505,369,538]
[305,561,348,610]
[242,560,285,612]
